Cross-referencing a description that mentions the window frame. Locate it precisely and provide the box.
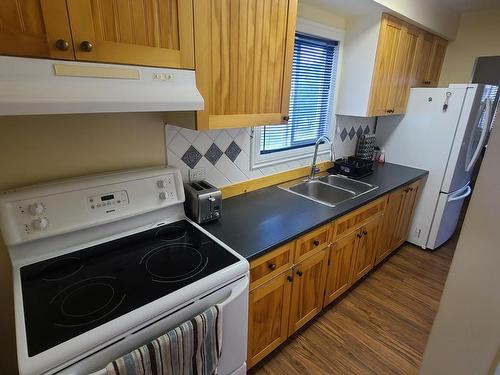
[250,18,345,170]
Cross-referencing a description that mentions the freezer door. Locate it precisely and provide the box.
[427,184,472,249]
[442,85,496,193]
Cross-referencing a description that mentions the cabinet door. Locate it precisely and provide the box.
[248,270,292,368]
[390,23,420,114]
[426,36,447,87]
[288,248,328,335]
[0,0,74,60]
[398,180,422,243]
[193,0,297,130]
[324,232,358,307]
[351,216,383,283]
[375,188,406,264]
[413,31,434,87]
[368,14,404,116]
[66,0,194,68]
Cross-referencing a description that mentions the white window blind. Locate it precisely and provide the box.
[259,33,338,154]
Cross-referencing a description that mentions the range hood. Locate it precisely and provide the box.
[0,56,204,116]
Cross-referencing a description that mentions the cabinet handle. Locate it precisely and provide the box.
[296,270,303,277]
[357,232,363,238]
[287,275,293,282]
[386,109,395,114]
[80,41,94,52]
[363,230,368,235]
[268,263,277,271]
[404,188,409,193]
[313,239,320,246]
[55,39,70,51]
[283,115,289,121]
[408,187,414,192]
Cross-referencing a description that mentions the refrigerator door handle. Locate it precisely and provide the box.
[448,185,472,202]
[465,99,492,172]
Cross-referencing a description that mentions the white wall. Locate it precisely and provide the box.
[439,8,500,86]
[420,119,500,373]
[373,0,460,39]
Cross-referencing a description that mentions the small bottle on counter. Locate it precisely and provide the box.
[378,147,385,164]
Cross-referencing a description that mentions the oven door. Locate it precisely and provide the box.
[55,275,248,375]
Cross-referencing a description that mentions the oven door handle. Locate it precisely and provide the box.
[218,276,249,309]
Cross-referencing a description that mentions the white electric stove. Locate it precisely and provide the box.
[0,167,249,375]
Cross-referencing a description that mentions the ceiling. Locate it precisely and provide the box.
[438,0,500,12]
[303,0,500,15]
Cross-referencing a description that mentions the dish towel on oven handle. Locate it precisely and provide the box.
[103,305,222,375]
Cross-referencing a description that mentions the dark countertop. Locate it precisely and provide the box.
[203,162,427,261]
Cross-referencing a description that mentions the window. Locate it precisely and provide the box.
[251,26,340,169]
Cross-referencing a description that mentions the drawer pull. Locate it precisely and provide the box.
[357,233,363,238]
[268,263,277,271]
[296,270,303,277]
[313,240,320,246]
[287,275,293,282]
[363,230,368,235]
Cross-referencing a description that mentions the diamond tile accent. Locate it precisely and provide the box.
[181,146,202,169]
[340,128,348,142]
[356,126,363,138]
[225,141,242,162]
[205,143,223,165]
[348,127,356,140]
[364,125,371,135]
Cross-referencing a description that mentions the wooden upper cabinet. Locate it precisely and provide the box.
[369,14,420,116]
[65,0,194,68]
[0,0,74,60]
[193,0,297,130]
[414,32,447,87]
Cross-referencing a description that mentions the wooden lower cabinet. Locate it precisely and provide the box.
[247,269,292,368]
[323,233,357,306]
[288,248,328,334]
[375,180,422,264]
[350,216,383,283]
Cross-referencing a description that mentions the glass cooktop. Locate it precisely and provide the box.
[20,220,239,356]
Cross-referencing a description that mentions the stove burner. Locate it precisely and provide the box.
[141,244,208,283]
[40,257,83,281]
[155,225,187,242]
[50,276,125,328]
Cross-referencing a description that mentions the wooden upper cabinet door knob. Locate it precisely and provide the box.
[283,115,290,121]
[55,39,70,51]
[80,41,94,52]
[296,270,303,277]
[362,230,368,235]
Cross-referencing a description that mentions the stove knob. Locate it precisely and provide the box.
[159,191,167,200]
[157,180,165,189]
[28,202,45,216]
[32,217,49,230]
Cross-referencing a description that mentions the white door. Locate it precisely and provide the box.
[427,183,472,249]
[442,85,495,193]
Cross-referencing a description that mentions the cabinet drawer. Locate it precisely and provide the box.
[332,196,387,240]
[250,243,294,290]
[294,224,331,262]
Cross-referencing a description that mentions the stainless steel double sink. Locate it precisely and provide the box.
[279,174,378,207]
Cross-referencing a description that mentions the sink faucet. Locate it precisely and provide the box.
[309,136,334,180]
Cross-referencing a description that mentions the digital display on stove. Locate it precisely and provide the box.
[100,194,114,201]
[19,220,240,356]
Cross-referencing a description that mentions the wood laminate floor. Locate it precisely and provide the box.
[248,238,457,375]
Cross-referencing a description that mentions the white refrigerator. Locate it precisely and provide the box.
[377,84,497,249]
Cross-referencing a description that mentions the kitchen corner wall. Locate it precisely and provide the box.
[165,115,376,187]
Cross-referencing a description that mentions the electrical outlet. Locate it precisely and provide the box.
[189,168,206,182]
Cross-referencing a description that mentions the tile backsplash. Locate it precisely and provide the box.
[165,115,376,188]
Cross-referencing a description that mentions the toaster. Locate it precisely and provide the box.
[184,180,222,224]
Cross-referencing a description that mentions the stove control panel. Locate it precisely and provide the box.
[0,167,185,245]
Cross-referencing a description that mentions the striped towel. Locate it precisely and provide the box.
[105,305,222,375]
